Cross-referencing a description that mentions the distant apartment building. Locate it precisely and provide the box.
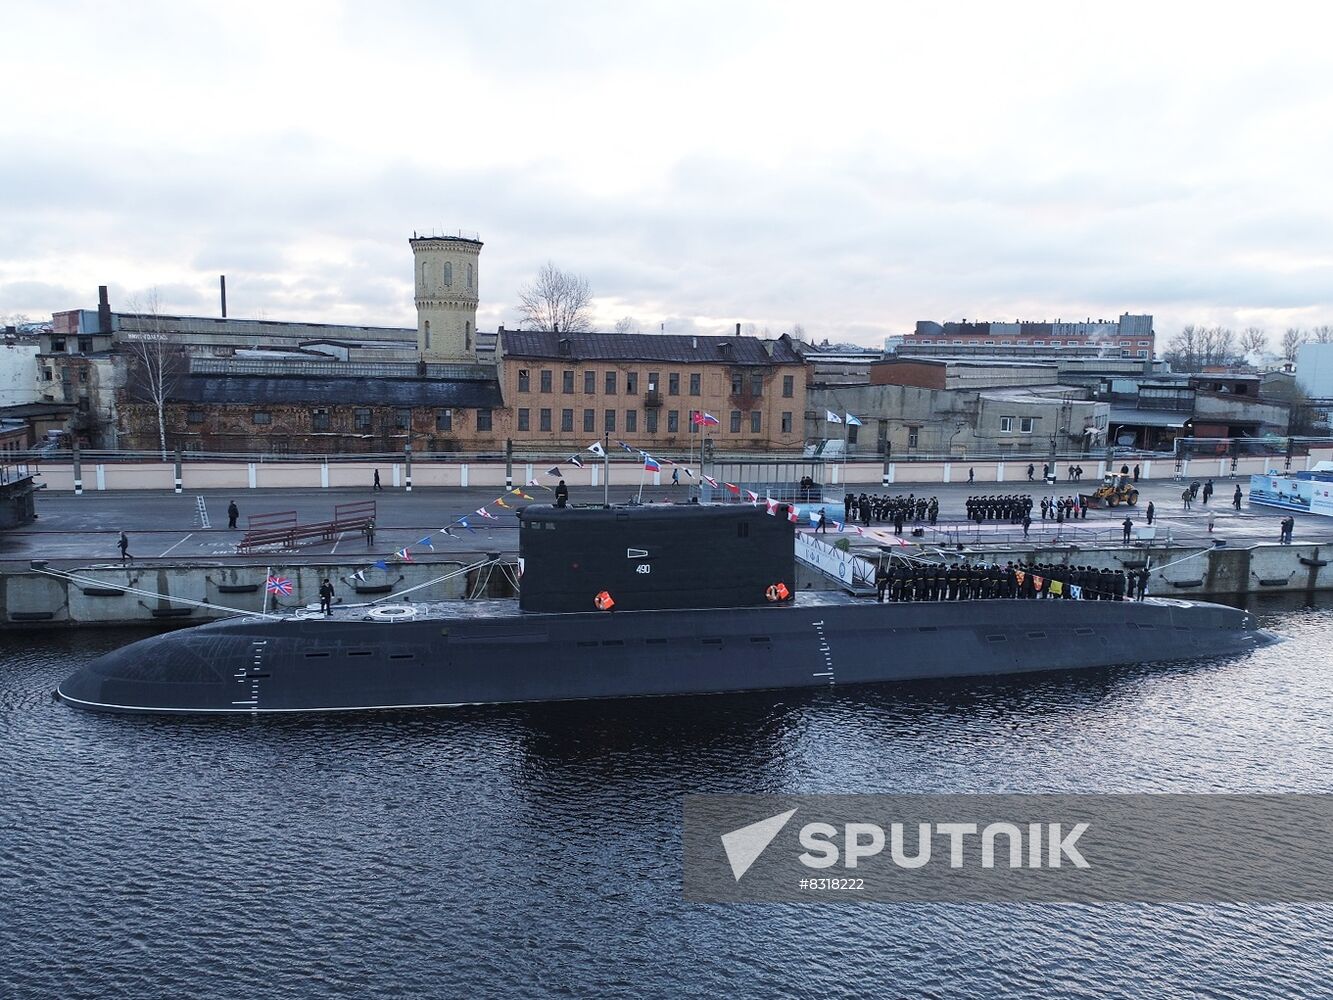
[901,313,1155,359]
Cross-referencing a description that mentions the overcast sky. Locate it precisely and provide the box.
[4,1,1333,347]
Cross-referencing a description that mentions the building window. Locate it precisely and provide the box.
[467,263,473,288]
[518,369,530,392]
[647,371,660,393]
[908,427,919,449]
[539,408,552,432]
[645,409,658,433]
[730,410,742,433]
[730,373,743,395]
[605,371,617,395]
[668,373,680,395]
[436,409,453,431]
[1136,349,1148,358]
[667,410,679,433]
[583,408,595,433]
[561,409,573,432]
[626,372,638,394]
[187,410,204,425]
[604,409,616,432]
[394,408,411,430]
[584,371,596,394]
[43,369,52,381]
[1033,340,1045,346]
[355,407,372,431]
[252,410,272,425]
[311,409,330,431]
[540,370,552,393]
[443,262,452,286]
[750,374,763,397]
[518,408,530,431]
[689,373,701,395]
[52,338,66,352]
[423,320,431,348]
[78,337,92,352]
[783,375,794,398]
[476,408,493,431]
[78,369,87,383]
[1000,416,1013,432]
[563,371,574,393]
[465,321,471,350]
[625,410,637,432]
[1020,417,1034,433]
[781,411,793,433]
[750,410,761,433]
[848,424,858,444]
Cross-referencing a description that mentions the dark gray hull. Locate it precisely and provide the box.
[56,594,1274,715]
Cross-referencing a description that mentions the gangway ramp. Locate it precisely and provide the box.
[795,532,878,596]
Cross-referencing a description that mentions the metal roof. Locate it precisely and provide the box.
[500,330,804,365]
[159,376,503,409]
[1108,407,1191,428]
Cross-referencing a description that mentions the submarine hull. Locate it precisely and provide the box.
[56,595,1274,715]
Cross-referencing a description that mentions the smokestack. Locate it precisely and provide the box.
[220,275,227,318]
[735,322,741,337]
[97,286,111,334]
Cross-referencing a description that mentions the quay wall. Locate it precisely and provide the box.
[28,447,1333,493]
[4,541,1331,627]
[0,559,493,628]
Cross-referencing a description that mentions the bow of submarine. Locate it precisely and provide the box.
[57,622,254,714]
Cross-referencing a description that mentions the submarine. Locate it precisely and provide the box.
[57,502,1274,715]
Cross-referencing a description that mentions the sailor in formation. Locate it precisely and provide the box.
[876,560,1134,602]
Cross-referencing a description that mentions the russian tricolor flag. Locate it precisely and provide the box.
[643,455,661,472]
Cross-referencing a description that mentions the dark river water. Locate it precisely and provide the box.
[3,596,1332,999]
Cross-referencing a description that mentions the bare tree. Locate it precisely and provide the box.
[1164,324,1200,370]
[1211,326,1237,365]
[1239,327,1268,355]
[123,290,184,459]
[517,262,593,333]
[790,324,806,341]
[1281,327,1307,362]
[1312,324,1333,344]
[613,316,642,335]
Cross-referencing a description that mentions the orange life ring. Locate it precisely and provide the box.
[594,590,615,611]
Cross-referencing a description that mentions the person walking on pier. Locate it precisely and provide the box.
[373,469,383,492]
[1122,517,1133,543]
[1136,567,1150,601]
[1182,488,1192,511]
[1233,485,1243,510]
[1202,479,1214,504]
[319,578,335,617]
[1027,463,1035,482]
[1022,513,1031,539]
[1133,464,1141,483]
[1145,500,1155,525]
[364,519,375,549]
[1207,510,1216,534]
[227,500,239,529]
[671,467,680,488]
[1280,516,1294,544]
[117,531,130,563]
[968,467,975,483]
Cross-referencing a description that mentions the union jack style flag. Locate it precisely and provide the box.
[395,547,413,562]
[265,575,293,596]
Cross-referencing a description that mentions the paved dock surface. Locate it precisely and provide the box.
[5,476,1331,568]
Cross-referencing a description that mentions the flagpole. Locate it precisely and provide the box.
[603,431,610,507]
[263,564,271,615]
[841,415,849,489]
[637,462,647,505]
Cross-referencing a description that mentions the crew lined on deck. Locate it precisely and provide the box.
[874,559,1136,603]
